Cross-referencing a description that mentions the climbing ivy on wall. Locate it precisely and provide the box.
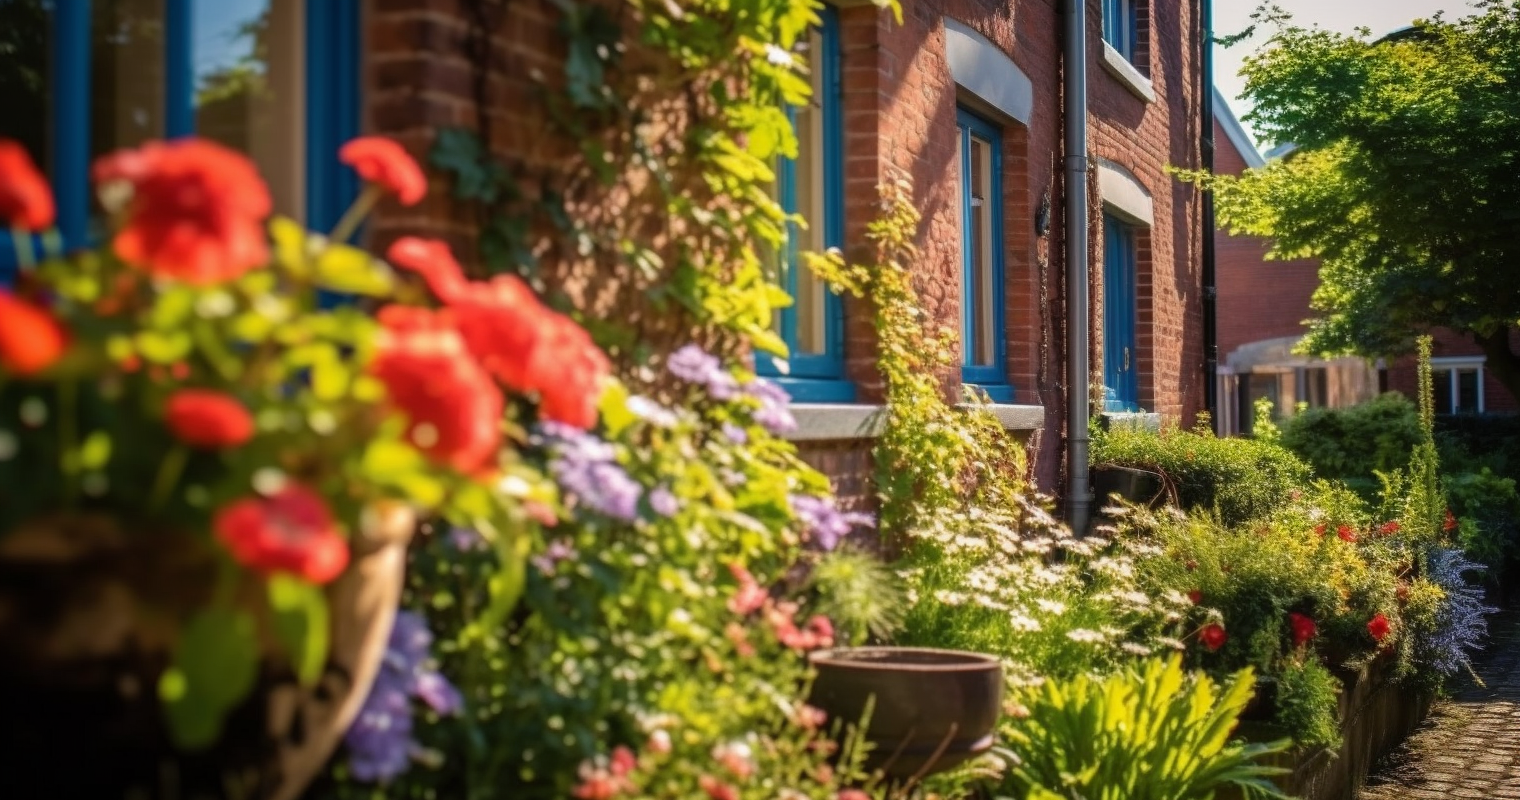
[431,0,898,374]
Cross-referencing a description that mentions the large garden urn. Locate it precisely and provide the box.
[807,647,1003,779]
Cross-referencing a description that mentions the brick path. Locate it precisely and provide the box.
[1359,611,1520,799]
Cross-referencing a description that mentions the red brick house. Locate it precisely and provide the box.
[1212,93,1517,428]
[0,0,1209,510]
[1212,93,1379,435]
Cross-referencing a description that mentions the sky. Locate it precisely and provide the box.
[1213,0,1472,149]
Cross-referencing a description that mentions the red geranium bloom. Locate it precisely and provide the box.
[214,484,349,584]
[386,236,467,301]
[339,137,426,206]
[1444,509,1458,532]
[164,389,255,449]
[530,313,611,429]
[1337,524,1356,542]
[1188,589,1203,605]
[1289,612,1317,648]
[1379,520,1401,536]
[1314,522,1327,537]
[370,306,503,473]
[1199,623,1228,652]
[96,139,272,284]
[0,139,54,230]
[1367,612,1392,642]
[0,289,67,375]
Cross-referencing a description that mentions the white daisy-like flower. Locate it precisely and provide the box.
[1121,642,1154,656]
[1155,636,1187,651]
[1035,598,1067,615]
[1066,628,1107,643]
[1009,613,1042,632]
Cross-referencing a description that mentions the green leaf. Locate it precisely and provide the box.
[598,381,636,438]
[314,244,396,297]
[135,330,193,364]
[160,608,259,749]
[267,574,330,686]
[269,216,311,277]
[311,355,351,402]
[362,438,425,478]
[79,431,112,470]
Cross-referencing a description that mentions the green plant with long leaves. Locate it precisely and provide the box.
[1003,656,1291,800]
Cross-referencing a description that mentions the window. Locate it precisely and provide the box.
[956,107,1010,402]
[1103,0,1138,62]
[0,0,359,281]
[765,6,850,402]
[1102,213,1139,412]
[1432,358,1485,414]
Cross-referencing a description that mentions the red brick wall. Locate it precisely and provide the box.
[1385,328,1520,414]
[1212,119,1321,361]
[362,0,1206,496]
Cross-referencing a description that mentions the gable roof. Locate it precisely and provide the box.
[1213,88,1265,169]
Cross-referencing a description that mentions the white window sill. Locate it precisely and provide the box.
[1101,42,1156,104]
[785,403,1045,442]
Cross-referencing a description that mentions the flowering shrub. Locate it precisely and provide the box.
[0,134,588,747]
[320,348,878,798]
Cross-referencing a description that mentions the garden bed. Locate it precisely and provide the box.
[1224,662,1434,800]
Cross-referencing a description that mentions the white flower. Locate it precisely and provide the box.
[1155,636,1187,651]
[626,394,680,428]
[1035,598,1067,615]
[1121,642,1154,656]
[1066,628,1107,643]
[1009,613,1042,632]
[764,43,795,67]
[934,590,967,606]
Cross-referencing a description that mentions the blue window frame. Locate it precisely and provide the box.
[763,5,852,403]
[1103,0,1138,62]
[956,107,1012,403]
[1103,213,1141,412]
[0,0,359,285]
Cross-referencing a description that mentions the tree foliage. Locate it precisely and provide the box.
[1204,1,1520,398]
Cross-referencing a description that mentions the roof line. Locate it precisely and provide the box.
[1212,87,1265,169]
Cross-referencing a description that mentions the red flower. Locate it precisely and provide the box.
[164,389,254,449]
[340,136,426,206]
[214,484,349,583]
[1367,612,1392,642]
[530,313,611,429]
[1199,623,1228,652]
[698,775,738,800]
[1314,523,1327,537]
[0,289,67,375]
[726,563,768,615]
[1288,612,1317,648]
[0,139,54,230]
[1444,509,1458,532]
[609,746,636,777]
[838,792,871,800]
[1187,589,1203,605]
[1379,520,1401,536]
[95,139,272,284]
[1337,524,1356,543]
[386,236,467,301]
[449,275,610,429]
[371,306,503,473]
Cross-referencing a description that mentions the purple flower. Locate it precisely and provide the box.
[531,539,578,575]
[447,526,487,553]
[649,486,680,517]
[668,344,721,384]
[745,377,796,434]
[721,422,749,444]
[791,494,875,551]
[668,344,740,399]
[537,424,645,522]
[346,611,462,783]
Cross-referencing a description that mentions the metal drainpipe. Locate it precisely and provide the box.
[1201,0,1219,431]
[1064,0,1092,534]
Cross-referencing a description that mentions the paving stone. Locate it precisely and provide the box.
[1357,611,1520,799]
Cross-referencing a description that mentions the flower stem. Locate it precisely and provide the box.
[10,225,34,271]
[327,185,381,245]
[149,445,190,513]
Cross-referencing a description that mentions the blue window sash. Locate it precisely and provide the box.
[1103,213,1140,412]
[0,0,359,285]
[1103,0,1137,61]
[763,5,853,403]
[956,107,1012,404]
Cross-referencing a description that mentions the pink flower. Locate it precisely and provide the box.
[727,563,768,615]
[699,775,739,800]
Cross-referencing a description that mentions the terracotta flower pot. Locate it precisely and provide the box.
[0,502,414,799]
[807,647,1003,780]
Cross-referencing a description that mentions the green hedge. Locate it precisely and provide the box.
[1091,423,1313,526]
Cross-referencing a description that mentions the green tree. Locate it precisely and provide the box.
[1205,1,1520,399]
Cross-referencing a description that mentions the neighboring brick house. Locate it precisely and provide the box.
[1212,92,1378,436]
[1212,93,1517,429]
[0,0,1208,499]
